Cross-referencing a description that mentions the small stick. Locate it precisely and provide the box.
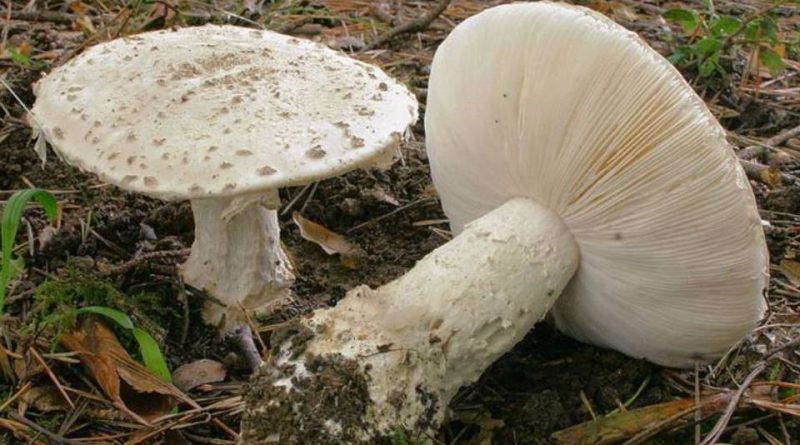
[0,381,31,412]
[7,411,84,445]
[694,363,701,445]
[622,406,699,445]
[580,390,597,420]
[739,159,798,187]
[100,249,191,276]
[0,9,81,25]
[241,306,267,354]
[369,4,396,25]
[362,0,452,51]
[280,183,313,216]
[699,362,766,445]
[29,347,75,409]
[347,197,437,233]
[737,122,800,159]
[298,181,318,215]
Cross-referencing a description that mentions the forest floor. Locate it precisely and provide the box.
[1,0,799,444]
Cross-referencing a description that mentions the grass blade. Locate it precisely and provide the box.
[1,188,57,315]
[133,328,171,382]
[78,306,135,330]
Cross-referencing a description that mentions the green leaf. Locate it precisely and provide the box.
[668,46,692,65]
[7,257,25,283]
[78,306,134,329]
[133,328,171,382]
[759,48,783,76]
[699,58,719,77]
[7,47,30,66]
[744,21,760,42]
[77,305,171,382]
[693,37,722,55]
[663,8,699,33]
[709,16,740,37]
[759,16,779,45]
[1,188,57,315]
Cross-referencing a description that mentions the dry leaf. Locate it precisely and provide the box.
[368,186,400,206]
[17,40,32,57]
[60,317,186,424]
[780,259,800,287]
[14,349,42,381]
[293,212,365,269]
[608,1,637,21]
[759,166,782,188]
[20,386,70,412]
[68,2,86,14]
[172,359,227,392]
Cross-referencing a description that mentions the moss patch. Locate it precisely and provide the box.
[30,264,171,351]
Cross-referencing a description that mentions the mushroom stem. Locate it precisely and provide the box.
[180,189,294,328]
[241,198,579,443]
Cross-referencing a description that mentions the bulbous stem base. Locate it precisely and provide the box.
[241,198,579,443]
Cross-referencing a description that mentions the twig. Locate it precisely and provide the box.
[764,124,800,147]
[0,9,80,25]
[621,406,699,445]
[369,4,396,25]
[280,183,313,216]
[699,362,767,445]
[739,159,798,187]
[580,390,597,420]
[695,364,701,445]
[347,197,437,233]
[29,347,75,410]
[362,0,452,51]
[0,381,31,412]
[6,411,84,445]
[298,181,318,215]
[99,249,190,276]
[738,123,800,159]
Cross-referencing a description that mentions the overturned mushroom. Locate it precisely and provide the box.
[241,3,768,443]
[30,25,418,328]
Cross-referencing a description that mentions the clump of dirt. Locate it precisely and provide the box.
[242,321,373,445]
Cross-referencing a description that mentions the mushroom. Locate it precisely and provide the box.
[30,25,418,328]
[240,3,768,443]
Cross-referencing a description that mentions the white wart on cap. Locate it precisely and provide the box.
[31,25,418,327]
[239,3,768,443]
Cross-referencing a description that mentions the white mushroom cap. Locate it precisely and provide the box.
[426,2,768,366]
[31,25,418,200]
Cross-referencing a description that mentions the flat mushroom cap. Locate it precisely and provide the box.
[425,3,768,367]
[31,25,418,200]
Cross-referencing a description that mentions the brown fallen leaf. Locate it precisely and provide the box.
[19,385,129,421]
[172,359,227,392]
[759,165,783,188]
[780,259,800,287]
[60,317,187,424]
[367,186,400,206]
[20,385,70,412]
[293,212,365,269]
